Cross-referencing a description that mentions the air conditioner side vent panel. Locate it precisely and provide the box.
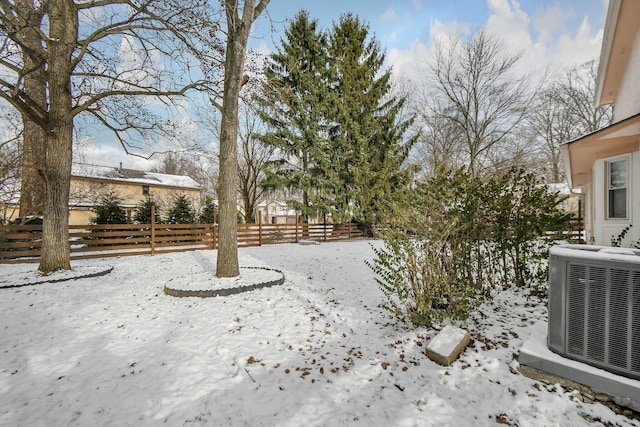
[548,245,640,381]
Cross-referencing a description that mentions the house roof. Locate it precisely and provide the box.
[561,112,640,187]
[71,163,201,190]
[274,209,298,217]
[542,183,572,196]
[594,0,640,106]
[257,200,289,208]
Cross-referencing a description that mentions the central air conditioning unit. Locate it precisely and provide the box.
[548,244,640,380]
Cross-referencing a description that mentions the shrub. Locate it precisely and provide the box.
[199,197,217,223]
[134,196,161,224]
[165,195,196,224]
[91,192,129,225]
[368,167,571,326]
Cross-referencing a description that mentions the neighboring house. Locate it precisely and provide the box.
[257,200,298,224]
[544,183,582,217]
[2,164,204,226]
[561,0,640,246]
[0,177,20,224]
[69,163,203,225]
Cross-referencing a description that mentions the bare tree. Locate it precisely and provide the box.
[412,99,465,177]
[151,152,184,176]
[12,0,47,217]
[483,130,537,177]
[195,98,272,224]
[527,85,575,182]
[527,60,612,182]
[562,60,612,134]
[214,0,269,278]
[0,0,220,272]
[423,30,540,177]
[151,151,218,199]
[0,107,22,223]
[237,103,273,223]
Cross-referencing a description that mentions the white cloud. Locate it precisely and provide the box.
[386,19,472,84]
[386,0,603,89]
[73,137,157,171]
[554,16,603,68]
[381,6,397,22]
[116,35,165,94]
[485,0,533,52]
[429,19,471,44]
[533,4,569,37]
[73,98,203,172]
[387,41,430,84]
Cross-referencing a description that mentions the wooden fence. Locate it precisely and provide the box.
[0,222,365,264]
[564,217,585,244]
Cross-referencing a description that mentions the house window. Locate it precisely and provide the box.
[607,158,627,219]
[142,185,149,196]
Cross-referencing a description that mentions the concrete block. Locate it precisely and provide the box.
[426,325,471,366]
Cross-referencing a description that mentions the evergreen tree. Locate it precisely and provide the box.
[133,196,161,224]
[92,192,129,224]
[257,11,332,222]
[199,197,217,223]
[326,14,416,226]
[165,195,196,224]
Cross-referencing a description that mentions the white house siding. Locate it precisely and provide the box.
[613,28,640,121]
[592,151,640,245]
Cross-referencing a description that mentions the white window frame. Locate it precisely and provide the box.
[605,156,629,220]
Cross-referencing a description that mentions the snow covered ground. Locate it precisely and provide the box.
[1,240,638,426]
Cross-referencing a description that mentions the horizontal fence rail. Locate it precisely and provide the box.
[543,217,584,244]
[0,222,365,264]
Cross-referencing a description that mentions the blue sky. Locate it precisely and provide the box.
[256,0,606,50]
[252,0,608,79]
[79,0,610,170]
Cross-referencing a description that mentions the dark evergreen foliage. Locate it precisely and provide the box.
[199,197,217,223]
[91,192,129,224]
[257,11,414,227]
[325,14,416,225]
[133,196,161,224]
[257,10,332,223]
[165,195,196,224]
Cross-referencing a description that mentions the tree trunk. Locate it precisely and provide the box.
[16,0,47,217]
[217,0,268,277]
[300,148,309,223]
[20,119,47,217]
[39,0,77,273]
[243,198,256,224]
[217,10,246,277]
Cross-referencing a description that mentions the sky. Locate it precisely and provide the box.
[76,0,610,171]
[2,240,637,426]
[253,0,607,76]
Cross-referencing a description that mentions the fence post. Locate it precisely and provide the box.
[348,223,351,239]
[209,223,216,249]
[295,215,299,243]
[213,224,217,249]
[323,221,327,242]
[258,215,262,246]
[151,205,156,255]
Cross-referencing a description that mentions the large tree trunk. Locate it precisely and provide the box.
[216,0,268,277]
[216,31,245,277]
[20,119,47,217]
[216,11,247,277]
[39,0,77,273]
[16,0,47,217]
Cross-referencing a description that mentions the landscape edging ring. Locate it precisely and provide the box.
[163,266,285,298]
